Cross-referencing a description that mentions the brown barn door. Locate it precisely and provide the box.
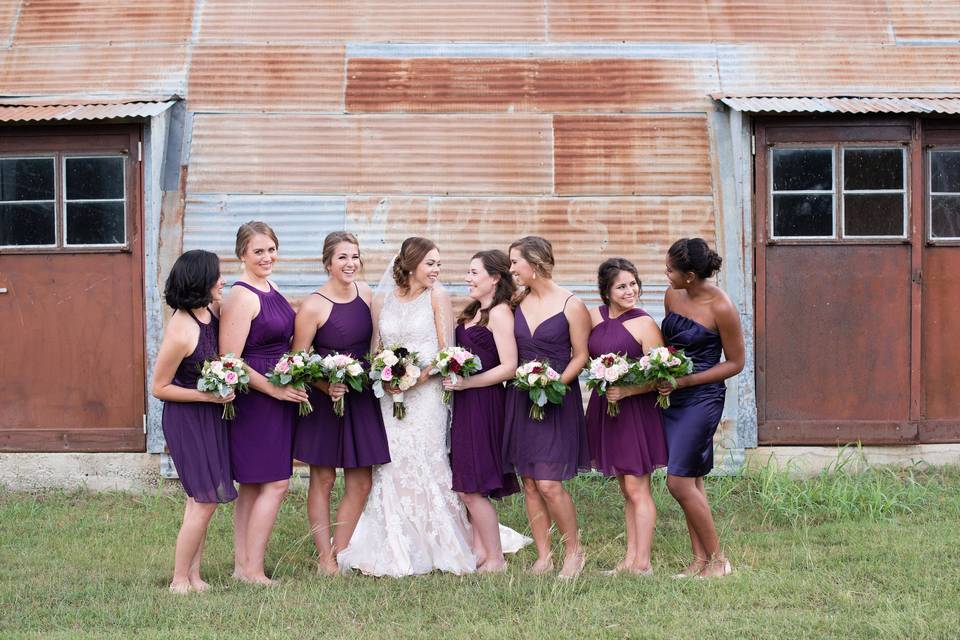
[755,119,917,445]
[920,122,960,443]
[0,125,145,451]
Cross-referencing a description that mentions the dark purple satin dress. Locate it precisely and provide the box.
[585,306,667,478]
[449,323,520,499]
[228,281,296,484]
[503,297,590,481]
[161,310,237,503]
[661,312,726,477]
[293,289,390,468]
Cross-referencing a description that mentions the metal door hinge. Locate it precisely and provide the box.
[911,269,923,284]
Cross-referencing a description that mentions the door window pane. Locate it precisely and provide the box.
[65,202,125,245]
[0,158,56,246]
[772,148,833,191]
[0,203,56,246]
[844,149,903,190]
[844,194,905,236]
[931,151,960,239]
[931,151,960,193]
[773,195,833,237]
[64,156,125,246]
[932,195,960,239]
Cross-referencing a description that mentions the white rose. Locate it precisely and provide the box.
[382,352,399,367]
[347,363,363,377]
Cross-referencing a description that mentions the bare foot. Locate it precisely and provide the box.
[238,572,278,586]
[168,581,192,595]
[474,553,487,569]
[602,559,633,576]
[528,555,554,575]
[558,550,586,579]
[317,558,340,576]
[189,577,210,592]
[231,568,246,581]
[626,563,653,577]
[477,559,508,574]
[673,559,705,579]
[698,558,732,579]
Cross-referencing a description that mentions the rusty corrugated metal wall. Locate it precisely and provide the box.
[2,0,959,307]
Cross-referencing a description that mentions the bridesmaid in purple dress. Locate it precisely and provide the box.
[503,236,591,579]
[442,250,521,573]
[151,250,236,593]
[220,221,309,585]
[292,232,390,575]
[586,258,668,575]
[658,238,744,579]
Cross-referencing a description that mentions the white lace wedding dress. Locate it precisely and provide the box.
[337,288,529,576]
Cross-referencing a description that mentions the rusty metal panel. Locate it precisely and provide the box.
[763,245,911,423]
[346,57,718,113]
[889,0,960,42]
[346,195,714,298]
[188,45,345,113]
[182,194,345,295]
[922,247,960,419]
[13,0,194,45]
[0,1,18,47]
[187,114,553,195]
[720,44,960,95]
[548,0,888,43]
[198,0,546,42]
[718,96,960,115]
[554,115,712,196]
[0,44,187,99]
[0,101,175,123]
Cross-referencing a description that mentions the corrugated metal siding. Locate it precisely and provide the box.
[719,44,960,95]
[554,116,712,196]
[346,57,719,113]
[0,44,187,98]
[548,0,890,43]
[187,114,553,195]
[183,194,345,294]
[0,100,176,122]
[13,0,194,45]
[0,2,19,48]
[889,0,960,42]
[188,45,345,113]
[197,0,546,42]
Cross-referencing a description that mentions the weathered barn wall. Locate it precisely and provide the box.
[3,0,960,470]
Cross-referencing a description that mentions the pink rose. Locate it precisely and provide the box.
[275,359,290,374]
[381,366,393,382]
[224,371,239,385]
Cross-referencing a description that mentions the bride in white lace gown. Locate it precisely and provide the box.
[337,238,529,577]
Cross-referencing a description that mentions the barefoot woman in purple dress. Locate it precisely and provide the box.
[503,236,591,578]
[220,221,309,585]
[292,232,390,575]
[152,250,236,593]
[443,250,521,573]
[586,258,668,575]
[658,238,744,579]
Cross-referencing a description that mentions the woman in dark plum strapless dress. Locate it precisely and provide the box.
[585,258,667,575]
[443,251,521,573]
[220,222,310,586]
[151,250,236,593]
[292,233,390,575]
[504,236,591,579]
[659,238,745,579]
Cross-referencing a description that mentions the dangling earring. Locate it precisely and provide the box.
[532,272,538,280]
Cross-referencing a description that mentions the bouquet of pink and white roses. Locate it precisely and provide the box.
[430,346,482,404]
[196,354,250,420]
[267,349,324,416]
[636,346,694,409]
[584,352,641,417]
[368,345,421,420]
[318,352,367,417]
[512,360,568,422]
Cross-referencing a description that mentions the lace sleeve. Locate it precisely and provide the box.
[431,284,456,351]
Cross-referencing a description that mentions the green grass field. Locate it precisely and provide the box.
[2,461,959,639]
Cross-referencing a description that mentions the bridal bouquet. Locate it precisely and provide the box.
[267,349,324,416]
[430,346,482,404]
[512,360,568,422]
[369,345,421,420]
[584,352,640,417]
[196,354,250,420]
[636,346,694,409]
[318,352,367,417]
